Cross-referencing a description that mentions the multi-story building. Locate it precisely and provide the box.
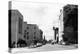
[53,27,59,43]
[59,4,78,44]
[63,4,78,44]
[9,10,23,48]
[23,23,43,46]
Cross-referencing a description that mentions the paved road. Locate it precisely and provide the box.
[12,44,78,53]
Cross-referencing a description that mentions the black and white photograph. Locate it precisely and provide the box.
[8,0,78,53]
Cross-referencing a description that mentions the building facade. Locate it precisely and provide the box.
[23,23,43,46]
[63,4,78,44]
[9,10,23,48]
[59,4,78,44]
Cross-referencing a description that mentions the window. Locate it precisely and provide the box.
[26,27,29,29]
[24,35,26,38]
[34,32,36,35]
[26,32,29,35]
[24,30,26,32]
[27,36,29,39]
[34,36,36,39]
[34,27,36,29]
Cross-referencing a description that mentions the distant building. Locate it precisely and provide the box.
[58,9,64,42]
[53,27,59,43]
[9,10,23,48]
[23,23,43,46]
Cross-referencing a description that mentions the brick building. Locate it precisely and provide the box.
[23,23,43,46]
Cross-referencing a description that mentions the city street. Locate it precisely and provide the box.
[9,2,78,54]
[12,44,78,53]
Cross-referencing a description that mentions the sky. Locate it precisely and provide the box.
[12,1,65,40]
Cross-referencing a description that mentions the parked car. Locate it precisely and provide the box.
[28,43,35,48]
[17,39,27,47]
[58,40,66,45]
[36,43,42,47]
[51,40,57,45]
[37,43,42,46]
